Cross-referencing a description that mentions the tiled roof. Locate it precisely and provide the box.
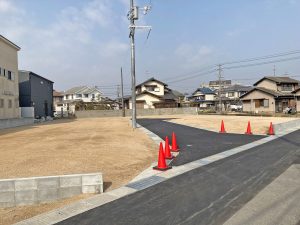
[240,87,294,98]
[64,86,102,95]
[192,87,216,95]
[53,90,64,97]
[253,76,300,86]
[136,77,167,87]
[222,84,252,92]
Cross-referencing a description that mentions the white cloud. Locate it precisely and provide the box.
[0,0,129,92]
[175,44,214,69]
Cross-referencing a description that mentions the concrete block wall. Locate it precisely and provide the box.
[0,173,103,207]
[75,107,198,118]
[0,118,34,130]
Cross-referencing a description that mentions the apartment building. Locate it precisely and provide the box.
[0,35,21,119]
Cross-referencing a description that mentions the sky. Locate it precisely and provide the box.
[1,0,300,97]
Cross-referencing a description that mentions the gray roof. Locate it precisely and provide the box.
[136,77,168,87]
[19,70,54,83]
[253,76,300,86]
[222,84,252,92]
[240,87,294,98]
[64,86,102,95]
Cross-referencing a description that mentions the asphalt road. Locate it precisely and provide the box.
[57,121,300,225]
[137,118,264,166]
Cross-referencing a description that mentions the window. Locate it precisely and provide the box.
[255,99,269,108]
[228,92,234,97]
[0,67,2,76]
[146,86,156,91]
[76,94,82,98]
[0,99,4,108]
[8,71,12,80]
[8,99,12,108]
[66,95,69,100]
[92,94,95,99]
[3,69,6,77]
[84,94,88,98]
[281,84,293,91]
[15,99,19,108]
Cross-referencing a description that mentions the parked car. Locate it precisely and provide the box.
[230,105,242,112]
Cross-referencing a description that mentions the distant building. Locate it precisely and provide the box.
[209,80,232,90]
[188,87,216,108]
[124,77,184,109]
[53,90,64,113]
[19,71,54,118]
[63,86,102,102]
[240,76,300,113]
[0,35,21,119]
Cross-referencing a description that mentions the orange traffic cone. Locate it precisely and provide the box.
[219,120,226,133]
[153,142,171,171]
[164,136,174,159]
[245,121,252,135]
[171,132,179,152]
[268,122,275,135]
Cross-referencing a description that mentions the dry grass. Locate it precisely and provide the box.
[0,118,157,225]
[140,114,297,135]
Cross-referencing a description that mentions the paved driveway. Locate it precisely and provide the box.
[57,128,300,225]
[137,118,264,166]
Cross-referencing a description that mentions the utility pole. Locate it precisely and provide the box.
[217,64,223,113]
[128,0,152,128]
[120,67,125,117]
[273,65,276,76]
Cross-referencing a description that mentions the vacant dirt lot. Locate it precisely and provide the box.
[0,118,157,225]
[141,114,297,134]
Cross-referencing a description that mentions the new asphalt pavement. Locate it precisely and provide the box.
[56,119,300,225]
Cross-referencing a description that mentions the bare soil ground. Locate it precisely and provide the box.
[140,114,297,135]
[0,118,157,225]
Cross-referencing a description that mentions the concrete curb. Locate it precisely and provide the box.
[14,119,300,225]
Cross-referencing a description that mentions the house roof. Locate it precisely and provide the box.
[136,77,168,88]
[53,90,64,97]
[136,90,162,99]
[192,87,216,95]
[240,87,294,99]
[64,86,103,95]
[222,84,252,92]
[19,70,54,83]
[253,76,300,86]
[0,35,21,51]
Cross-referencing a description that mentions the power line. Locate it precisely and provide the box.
[221,50,300,65]
[167,69,217,84]
[223,55,300,70]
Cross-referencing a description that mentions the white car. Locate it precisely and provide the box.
[230,105,242,111]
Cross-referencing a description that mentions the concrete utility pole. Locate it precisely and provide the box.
[273,65,276,76]
[217,64,223,113]
[129,0,137,128]
[120,67,125,117]
[128,0,152,128]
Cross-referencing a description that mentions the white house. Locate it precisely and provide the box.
[188,87,216,108]
[125,77,184,109]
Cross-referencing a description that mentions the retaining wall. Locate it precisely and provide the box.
[0,118,34,130]
[0,173,103,207]
[75,107,198,118]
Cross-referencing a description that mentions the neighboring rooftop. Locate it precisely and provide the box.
[254,76,300,86]
[192,87,216,95]
[209,80,232,86]
[53,90,64,97]
[0,35,21,51]
[222,84,252,92]
[64,86,102,95]
[19,70,54,83]
[240,87,295,98]
[136,77,168,87]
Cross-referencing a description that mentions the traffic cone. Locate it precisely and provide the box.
[219,120,226,133]
[268,122,275,135]
[153,142,171,171]
[171,132,179,152]
[164,136,174,159]
[245,121,252,135]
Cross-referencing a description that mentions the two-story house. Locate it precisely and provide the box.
[64,86,102,102]
[240,76,300,113]
[0,35,21,119]
[188,87,216,108]
[125,77,184,109]
[19,70,54,118]
[53,90,64,114]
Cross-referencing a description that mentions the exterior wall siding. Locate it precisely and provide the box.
[242,90,275,112]
[256,79,277,90]
[0,38,20,119]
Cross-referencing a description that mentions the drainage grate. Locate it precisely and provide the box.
[126,175,166,191]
